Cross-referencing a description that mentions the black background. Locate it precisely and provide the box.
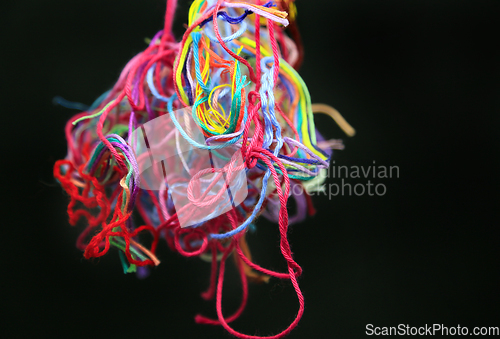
[3,0,499,338]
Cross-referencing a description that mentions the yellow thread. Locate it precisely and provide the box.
[175,35,193,104]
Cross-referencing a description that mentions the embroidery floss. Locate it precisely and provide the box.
[54,1,354,337]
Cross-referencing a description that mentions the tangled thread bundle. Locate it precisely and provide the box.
[54,1,354,337]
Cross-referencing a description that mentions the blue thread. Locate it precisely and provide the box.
[52,96,90,111]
